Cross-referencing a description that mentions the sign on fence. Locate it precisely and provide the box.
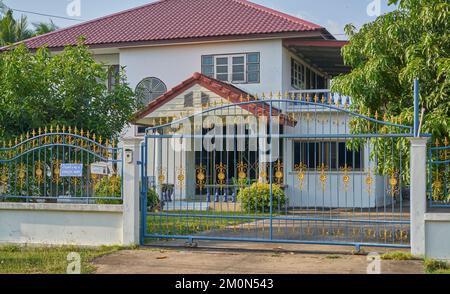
[60,164,83,177]
[90,163,109,176]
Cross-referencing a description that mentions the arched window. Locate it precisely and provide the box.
[135,77,167,105]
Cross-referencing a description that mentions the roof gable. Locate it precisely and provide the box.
[14,0,325,50]
[133,72,294,126]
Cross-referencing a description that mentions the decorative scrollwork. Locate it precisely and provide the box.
[294,162,307,191]
[216,163,227,188]
[318,163,328,192]
[237,162,248,180]
[52,160,62,184]
[16,163,26,188]
[176,167,185,188]
[0,165,9,186]
[340,164,352,192]
[158,167,166,185]
[365,168,374,196]
[259,162,268,183]
[35,161,44,185]
[274,160,284,185]
[196,164,206,191]
[389,170,400,197]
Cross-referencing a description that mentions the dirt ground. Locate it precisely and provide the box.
[93,241,424,274]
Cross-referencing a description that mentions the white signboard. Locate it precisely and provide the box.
[90,163,109,176]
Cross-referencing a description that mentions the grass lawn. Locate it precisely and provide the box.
[146,210,272,236]
[0,244,125,274]
[424,259,450,274]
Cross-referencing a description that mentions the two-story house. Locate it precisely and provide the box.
[16,0,394,210]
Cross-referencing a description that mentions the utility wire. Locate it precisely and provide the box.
[8,7,85,22]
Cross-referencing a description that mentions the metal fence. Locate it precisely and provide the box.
[429,139,450,208]
[141,91,415,249]
[0,126,123,204]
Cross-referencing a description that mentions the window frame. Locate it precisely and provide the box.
[201,52,260,84]
[291,58,328,90]
[292,140,364,172]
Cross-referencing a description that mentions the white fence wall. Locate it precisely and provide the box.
[0,203,123,246]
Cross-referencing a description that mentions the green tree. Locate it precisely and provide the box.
[332,0,449,143]
[0,7,58,46]
[32,20,58,36]
[331,0,449,184]
[0,40,138,141]
[0,10,32,46]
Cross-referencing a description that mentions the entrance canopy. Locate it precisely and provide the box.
[283,39,351,77]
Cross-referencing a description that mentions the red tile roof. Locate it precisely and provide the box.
[133,72,294,126]
[17,0,326,50]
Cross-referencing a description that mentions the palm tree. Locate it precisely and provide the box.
[0,9,58,46]
[0,10,33,46]
[33,20,58,36]
[0,1,7,15]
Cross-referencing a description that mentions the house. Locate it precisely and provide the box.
[15,0,392,209]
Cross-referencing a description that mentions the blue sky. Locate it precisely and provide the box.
[4,0,396,40]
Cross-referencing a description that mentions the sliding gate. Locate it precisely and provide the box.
[141,94,413,249]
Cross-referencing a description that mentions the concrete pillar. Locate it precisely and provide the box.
[122,137,142,246]
[409,137,428,256]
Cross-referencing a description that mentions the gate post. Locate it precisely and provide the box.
[122,137,143,246]
[409,137,428,256]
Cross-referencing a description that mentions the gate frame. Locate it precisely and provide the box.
[137,84,429,251]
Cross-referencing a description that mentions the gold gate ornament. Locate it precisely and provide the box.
[216,163,227,188]
[318,163,328,192]
[196,164,206,191]
[294,162,307,191]
[274,160,284,185]
[340,164,352,192]
[176,167,185,188]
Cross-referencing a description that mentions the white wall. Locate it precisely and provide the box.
[283,111,390,208]
[0,203,123,246]
[425,213,450,260]
[119,39,283,96]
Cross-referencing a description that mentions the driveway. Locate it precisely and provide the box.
[93,242,423,274]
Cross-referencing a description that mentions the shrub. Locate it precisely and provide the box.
[147,188,160,211]
[237,182,286,213]
[94,176,122,205]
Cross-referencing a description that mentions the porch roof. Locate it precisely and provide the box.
[283,39,351,77]
[133,72,295,126]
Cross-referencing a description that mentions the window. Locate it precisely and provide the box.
[136,126,147,136]
[107,65,120,92]
[201,92,210,107]
[291,58,327,90]
[184,92,194,107]
[291,59,305,89]
[201,53,260,84]
[293,141,363,171]
[247,53,260,83]
[135,77,167,105]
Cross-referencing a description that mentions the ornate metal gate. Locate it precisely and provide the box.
[141,92,413,249]
[0,126,123,203]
